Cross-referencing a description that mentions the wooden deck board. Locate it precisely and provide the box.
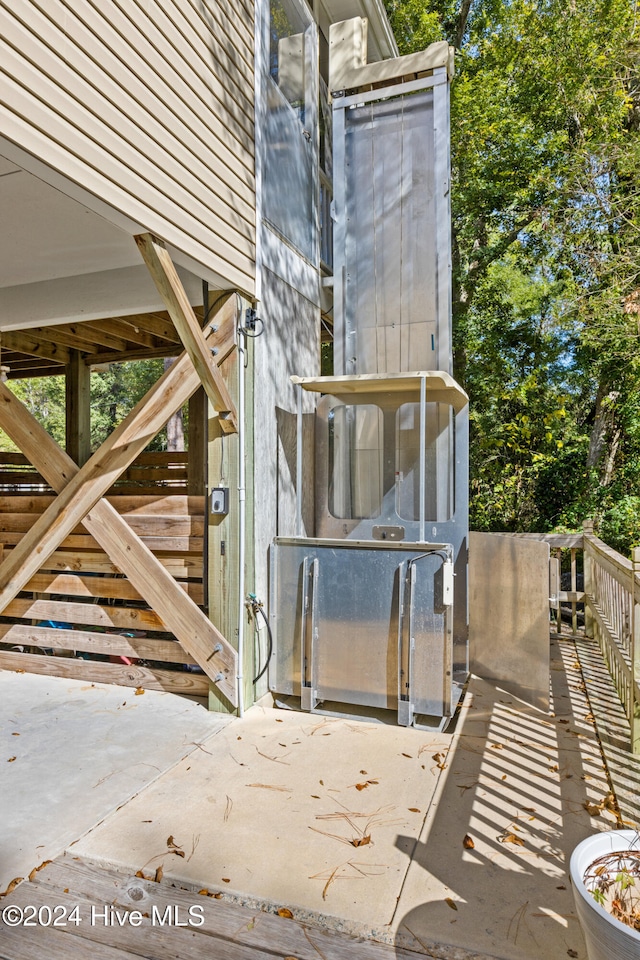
[0,856,419,960]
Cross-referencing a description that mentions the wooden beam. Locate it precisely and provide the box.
[1,330,72,365]
[115,311,183,343]
[31,326,100,353]
[0,296,239,704]
[135,233,238,434]
[66,350,91,466]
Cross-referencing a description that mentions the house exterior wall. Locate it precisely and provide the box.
[0,0,256,294]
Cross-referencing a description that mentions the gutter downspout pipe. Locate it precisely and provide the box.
[237,307,246,718]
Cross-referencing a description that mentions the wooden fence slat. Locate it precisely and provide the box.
[0,649,208,696]
[0,623,194,664]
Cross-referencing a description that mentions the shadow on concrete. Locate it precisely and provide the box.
[392,636,614,960]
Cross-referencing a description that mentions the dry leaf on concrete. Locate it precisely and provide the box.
[351,836,371,847]
[277,908,294,919]
[445,897,458,910]
[463,834,475,849]
[499,833,525,846]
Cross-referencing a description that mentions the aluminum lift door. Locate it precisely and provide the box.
[332,69,452,377]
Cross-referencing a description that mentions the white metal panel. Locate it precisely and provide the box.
[333,76,452,376]
[469,532,550,711]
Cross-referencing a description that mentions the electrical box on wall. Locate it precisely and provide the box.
[211,487,229,516]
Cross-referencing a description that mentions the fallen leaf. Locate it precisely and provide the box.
[567,951,578,958]
[173,850,186,858]
[557,885,567,890]
[502,775,507,780]
[583,801,602,817]
[167,835,176,847]
[135,871,146,879]
[154,866,163,883]
[351,836,371,847]
[275,718,283,722]
[1,877,22,897]
[490,743,504,750]
[64,888,69,893]
[463,834,475,849]
[11,732,19,736]
[360,770,368,775]
[355,783,369,791]
[584,713,595,723]
[499,833,525,846]
[222,878,230,883]
[135,687,145,696]
[277,907,294,919]
[408,808,421,813]
[311,795,320,799]
[7,756,16,762]
[402,753,413,758]
[28,868,37,882]
[198,889,209,896]
[445,897,458,910]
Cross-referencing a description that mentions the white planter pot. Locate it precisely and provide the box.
[571,830,640,960]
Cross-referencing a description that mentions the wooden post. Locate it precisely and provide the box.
[632,547,640,754]
[135,234,238,433]
[188,387,207,495]
[65,351,91,466]
[583,519,595,640]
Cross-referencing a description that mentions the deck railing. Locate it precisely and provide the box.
[504,526,639,752]
[583,525,640,753]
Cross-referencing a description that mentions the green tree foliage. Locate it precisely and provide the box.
[385,0,640,550]
[0,359,179,455]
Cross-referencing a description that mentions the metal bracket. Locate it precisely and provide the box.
[397,561,416,726]
[300,557,319,711]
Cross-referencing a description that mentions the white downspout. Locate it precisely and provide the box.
[237,315,246,718]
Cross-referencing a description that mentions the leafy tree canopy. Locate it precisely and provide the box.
[386,0,640,552]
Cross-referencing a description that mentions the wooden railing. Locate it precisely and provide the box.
[503,527,639,752]
[0,451,190,495]
[503,532,585,637]
[583,528,640,753]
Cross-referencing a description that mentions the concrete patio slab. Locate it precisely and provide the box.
[1,634,626,960]
[68,637,617,960]
[70,705,454,929]
[0,670,229,892]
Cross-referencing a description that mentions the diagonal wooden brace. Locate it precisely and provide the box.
[0,296,239,704]
[135,233,238,434]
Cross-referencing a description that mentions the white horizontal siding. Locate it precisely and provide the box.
[0,0,256,294]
